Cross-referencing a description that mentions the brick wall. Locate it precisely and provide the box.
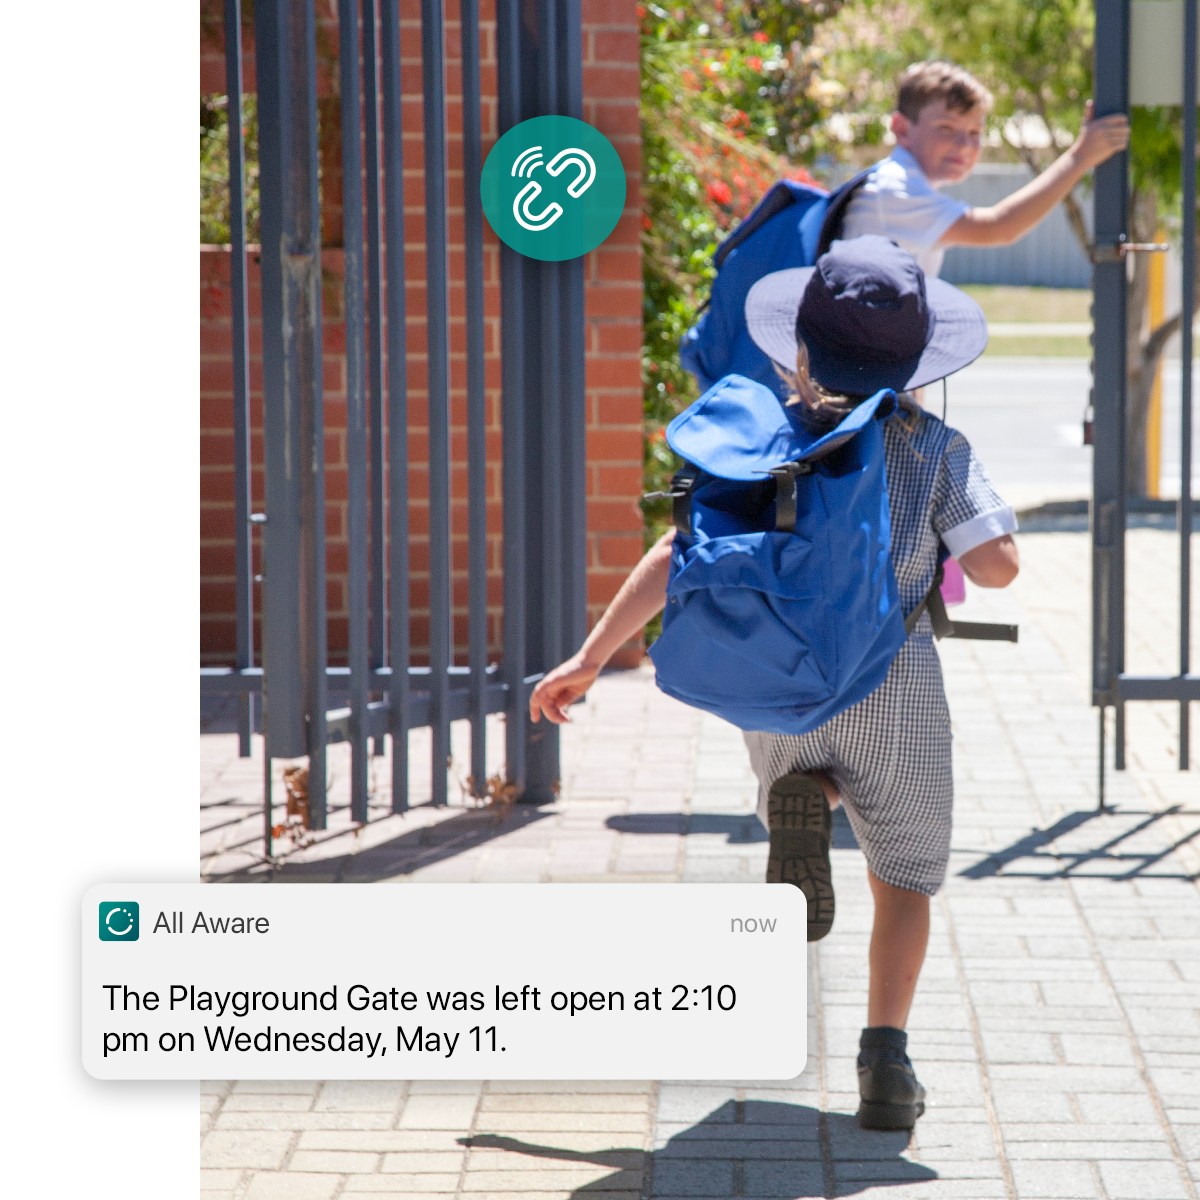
[200,0,644,668]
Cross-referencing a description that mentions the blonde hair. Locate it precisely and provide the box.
[779,344,921,436]
[777,343,864,431]
[897,60,993,121]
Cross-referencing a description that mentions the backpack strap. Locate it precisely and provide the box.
[710,167,872,273]
[905,564,1019,642]
[643,465,697,537]
[815,167,874,256]
[713,180,823,270]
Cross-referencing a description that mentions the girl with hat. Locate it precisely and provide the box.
[530,236,1019,1131]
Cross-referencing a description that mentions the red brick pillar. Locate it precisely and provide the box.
[200,0,644,668]
[582,4,644,667]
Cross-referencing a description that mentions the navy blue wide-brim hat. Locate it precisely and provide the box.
[744,235,988,394]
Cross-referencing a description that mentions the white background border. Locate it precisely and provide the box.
[7,3,196,1196]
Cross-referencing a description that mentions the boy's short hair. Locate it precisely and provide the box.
[896,61,993,121]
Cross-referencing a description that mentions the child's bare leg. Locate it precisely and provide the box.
[813,771,841,811]
[857,870,931,1130]
[865,870,930,1028]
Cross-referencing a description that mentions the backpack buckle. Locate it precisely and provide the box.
[643,467,696,537]
[769,461,812,533]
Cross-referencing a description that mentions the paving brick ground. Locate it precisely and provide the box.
[201,522,1199,1199]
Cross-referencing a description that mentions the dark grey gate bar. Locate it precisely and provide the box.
[253,0,329,825]
[362,0,388,729]
[421,0,453,807]
[337,0,371,822]
[1177,0,1195,768]
[1092,0,1198,805]
[222,0,255,758]
[205,0,586,845]
[559,0,589,656]
[379,0,411,813]
[1091,0,1130,807]
[538,3,565,707]
[498,0,530,799]
[461,0,490,796]
[493,0,587,803]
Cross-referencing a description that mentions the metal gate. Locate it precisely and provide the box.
[200,0,587,846]
[1092,0,1198,802]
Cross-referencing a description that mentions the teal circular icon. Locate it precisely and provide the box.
[481,116,626,261]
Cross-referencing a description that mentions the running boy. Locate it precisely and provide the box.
[843,60,1130,277]
[530,238,1019,1130]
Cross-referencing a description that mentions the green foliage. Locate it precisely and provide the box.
[639,1,845,542]
[1129,106,1197,232]
[820,0,1198,497]
[908,0,1094,122]
[820,0,1094,159]
[201,94,259,245]
[895,0,1197,227]
[822,0,1196,220]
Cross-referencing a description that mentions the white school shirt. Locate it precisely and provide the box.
[839,147,969,278]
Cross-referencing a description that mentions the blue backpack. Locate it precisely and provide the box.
[647,375,1017,734]
[679,171,871,397]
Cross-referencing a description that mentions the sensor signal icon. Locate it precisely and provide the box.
[480,115,624,260]
[510,145,598,232]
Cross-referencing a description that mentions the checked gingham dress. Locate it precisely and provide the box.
[744,407,1017,896]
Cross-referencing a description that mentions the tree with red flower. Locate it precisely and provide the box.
[640,1,849,541]
[705,180,734,206]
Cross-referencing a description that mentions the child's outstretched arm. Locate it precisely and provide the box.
[943,101,1130,248]
[958,533,1019,588]
[529,529,675,724]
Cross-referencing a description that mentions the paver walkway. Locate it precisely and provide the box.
[200,522,1199,1200]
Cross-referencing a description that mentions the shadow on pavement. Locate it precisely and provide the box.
[463,1100,935,1197]
[958,805,1199,882]
[204,805,554,882]
[201,693,260,735]
[606,813,767,843]
[606,810,861,852]
[1015,499,1195,534]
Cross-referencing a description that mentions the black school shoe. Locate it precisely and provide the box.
[857,1026,926,1131]
[765,773,834,941]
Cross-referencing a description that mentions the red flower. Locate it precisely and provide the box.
[746,55,762,71]
[788,166,819,187]
[752,30,769,43]
[706,180,733,205]
[641,213,653,230]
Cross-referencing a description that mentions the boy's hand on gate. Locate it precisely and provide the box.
[1074,100,1130,170]
[529,655,601,724]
